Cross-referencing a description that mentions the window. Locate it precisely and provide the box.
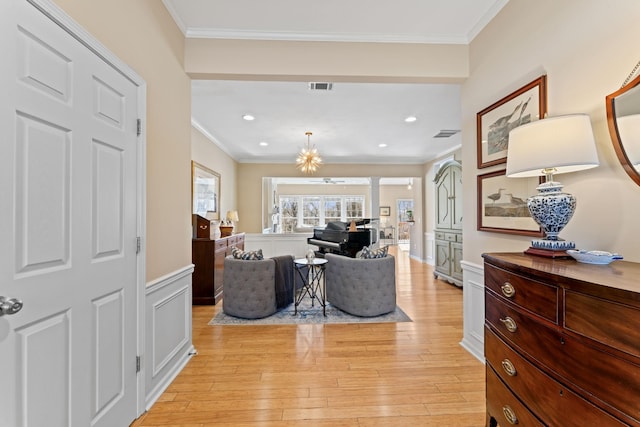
[345,197,364,221]
[280,196,298,233]
[397,199,414,242]
[278,195,365,232]
[302,197,321,227]
[397,199,414,222]
[324,197,341,224]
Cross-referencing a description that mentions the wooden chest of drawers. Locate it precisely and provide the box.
[192,233,244,304]
[483,253,640,426]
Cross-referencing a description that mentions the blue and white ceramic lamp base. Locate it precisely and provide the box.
[527,181,576,252]
[530,238,575,251]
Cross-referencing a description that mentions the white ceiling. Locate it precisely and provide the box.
[163,0,508,44]
[191,80,463,164]
[163,0,509,165]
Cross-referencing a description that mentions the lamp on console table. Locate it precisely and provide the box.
[220,210,239,237]
[506,114,599,258]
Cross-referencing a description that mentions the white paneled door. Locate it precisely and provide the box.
[0,1,140,426]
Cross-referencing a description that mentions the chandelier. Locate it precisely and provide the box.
[296,131,322,174]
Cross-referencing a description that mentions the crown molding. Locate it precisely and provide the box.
[185,28,469,45]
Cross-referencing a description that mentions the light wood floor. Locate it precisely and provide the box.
[132,248,486,427]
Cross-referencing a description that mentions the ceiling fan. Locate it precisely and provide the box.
[304,177,346,184]
[322,177,346,184]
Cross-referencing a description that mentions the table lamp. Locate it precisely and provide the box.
[506,114,599,257]
[226,210,239,226]
[220,210,239,237]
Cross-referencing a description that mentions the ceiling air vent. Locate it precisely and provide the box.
[308,82,333,91]
[433,129,460,138]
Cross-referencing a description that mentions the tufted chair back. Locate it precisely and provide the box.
[222,257,277,319]
[325,253,396,317]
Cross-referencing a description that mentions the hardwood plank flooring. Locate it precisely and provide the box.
[131,248,486,426]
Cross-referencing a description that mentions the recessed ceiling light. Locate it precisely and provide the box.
[259,141,268,146]
[405,116,417,123]
[379,143,388,148]
[242,114,255,121]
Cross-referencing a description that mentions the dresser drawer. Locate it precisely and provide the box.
[485,263,558,323]
[486,365,543,427]
[486,291,640,422]
[485,327,627,426]
[435,231,459,242]
[226,233,244,250]
[565,290,640,359]
[215,238,228,251]
[485,290,559,359]
[444,233,456,242]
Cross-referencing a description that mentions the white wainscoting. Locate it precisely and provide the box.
[244,233,313,259]
[424,232,435,265]
[144,265,195,410]
[460,260,485,363]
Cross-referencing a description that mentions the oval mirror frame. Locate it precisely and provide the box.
[606,73,640,186]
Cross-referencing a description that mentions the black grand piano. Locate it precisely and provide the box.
[307,219,376,258]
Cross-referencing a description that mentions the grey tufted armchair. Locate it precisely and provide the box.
[222,257,277,319]
[325,253,396,317]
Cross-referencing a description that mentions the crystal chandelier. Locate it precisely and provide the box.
[296,131,322,174]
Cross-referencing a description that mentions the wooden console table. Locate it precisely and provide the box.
[192,233,244,304]
[483,252,640,426]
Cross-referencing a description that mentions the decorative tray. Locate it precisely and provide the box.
[567,250,623,265]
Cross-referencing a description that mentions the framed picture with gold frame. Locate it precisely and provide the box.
[192,161,220,220]
[477,76,547,168]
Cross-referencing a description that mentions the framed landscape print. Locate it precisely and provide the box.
[477,169,543,236]
[379,206,391,216]
[192,161,220,220]
[477,76,547,168]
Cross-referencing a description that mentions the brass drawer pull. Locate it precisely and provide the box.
[499,316,518,333]
[501,359,517,376]
[501,282,516,298]
[502,405,518,425]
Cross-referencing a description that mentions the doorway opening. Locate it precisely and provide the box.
[397,199,414,251]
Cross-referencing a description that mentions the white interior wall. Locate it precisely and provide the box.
[462,0,640,264]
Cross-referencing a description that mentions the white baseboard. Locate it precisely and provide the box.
[144,346,195,411]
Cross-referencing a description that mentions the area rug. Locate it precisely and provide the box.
[209,298,411,326]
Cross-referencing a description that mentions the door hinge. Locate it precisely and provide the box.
[136,236,141,254]
[136,119,142,137]
[136,355,141,373]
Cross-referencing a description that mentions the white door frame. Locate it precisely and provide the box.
[31,0,147,417]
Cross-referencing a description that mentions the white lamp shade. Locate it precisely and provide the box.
[506,114,599,178]
[226,210,239,222]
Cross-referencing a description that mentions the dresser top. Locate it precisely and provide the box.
[483,252,640,306]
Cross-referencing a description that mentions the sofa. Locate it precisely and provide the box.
[222,255,295,319]
[324,253,396,317]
